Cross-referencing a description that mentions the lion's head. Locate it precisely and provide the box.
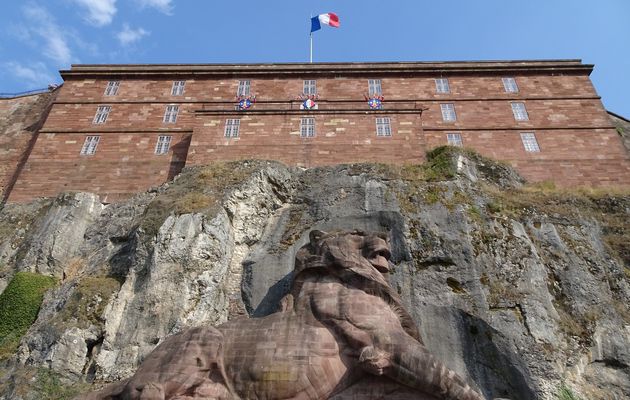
[292,229,421,341]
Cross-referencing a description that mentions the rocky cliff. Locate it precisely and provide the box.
[0,147,628,400]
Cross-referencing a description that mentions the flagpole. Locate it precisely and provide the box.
[309,14,313,63]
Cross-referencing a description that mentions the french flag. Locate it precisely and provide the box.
[311,13,340,32]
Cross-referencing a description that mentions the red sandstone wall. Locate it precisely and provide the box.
[8,131,191,203]
[0,90,57,201]
[189,113,424,167]
[43,102,196,131]
[7,67,630,203]
[424,128,630,186]
[54,74,598,102]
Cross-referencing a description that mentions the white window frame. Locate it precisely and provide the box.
[375,117,392,137]
[511,102,529,121]
[303,80,317,95]
[154,135,172,155]
[224,119,240,138]
[93,106,111,124]
[163,105,179,123]
[446,133,463,147]
[237,80,251,96]
[502,77,519,93]
[300,117,315,138]
[368,79,382,96]
[435,78,450,94]
[440,103,457,122]
[171,81,186,96]
[80,135,100,155]
[104,81,119,96]
[520,132,540,152]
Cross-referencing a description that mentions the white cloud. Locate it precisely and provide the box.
[22,4,73,65]
[117,24,150,46]
[72,0,117,27]
[3,62,56,88]
[137,0,173,15]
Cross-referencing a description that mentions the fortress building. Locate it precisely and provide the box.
[2,60,630,202]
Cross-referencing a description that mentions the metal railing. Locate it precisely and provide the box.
[0,85,60,99]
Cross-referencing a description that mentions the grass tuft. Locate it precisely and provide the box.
[55,276,121,329]
[0,272,56,360]
[556,383,583,400]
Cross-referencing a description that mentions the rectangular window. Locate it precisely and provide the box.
[163,105,179,123]
[368,79,382,96]
[435,78,450,94]
[80,135,100,155]
[511,102,529,121]
[93,106,111,124]
[300,117,315,138]
[104,81,119,96]
[440,103,457,122]
[447,133,463,147]
[224,119,240,138]
[520,132,540,152]
[154,135,172,155]
[237,80,250,96]
[502,77,519,93]
[171,81,185,96]
[375,117,392,137]
[303,80,317,95]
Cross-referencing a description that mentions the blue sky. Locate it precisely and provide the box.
[1,0,628,117]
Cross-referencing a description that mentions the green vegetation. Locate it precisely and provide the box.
[387,146,514,213]
[141,161,258,238]
[556,383,583,400]
[33,368,88,400]
[0,366,86,400]
[423,146,459,182]
[484,184,630,268]
[0,272,56,359]
[56,276,121,329]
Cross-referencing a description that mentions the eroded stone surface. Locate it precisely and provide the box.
[0,154,628,400]
[80,231,485,400]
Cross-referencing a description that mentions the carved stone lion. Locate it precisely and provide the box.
[79,230,486,400]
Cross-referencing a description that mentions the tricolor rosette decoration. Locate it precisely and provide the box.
[365,94,384,110]
[237,95,256,110]
[298,93,319,110]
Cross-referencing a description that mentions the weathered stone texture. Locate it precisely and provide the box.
[8,131,191,203]
[81,231,486,400]
[6,61,630,202]
[609,111,630,154]
[0,154,627,399]
[0,90,58,200]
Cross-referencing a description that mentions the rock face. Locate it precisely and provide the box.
[0,152,628,400]
[80,230,485,400]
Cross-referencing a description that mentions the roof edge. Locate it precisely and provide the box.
[608,110,630,123]
[60,59,593,78]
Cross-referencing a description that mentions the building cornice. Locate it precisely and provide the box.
[51,96,602,105]
[60,60,593,79]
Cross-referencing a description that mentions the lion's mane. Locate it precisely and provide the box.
[290,230,421,342]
